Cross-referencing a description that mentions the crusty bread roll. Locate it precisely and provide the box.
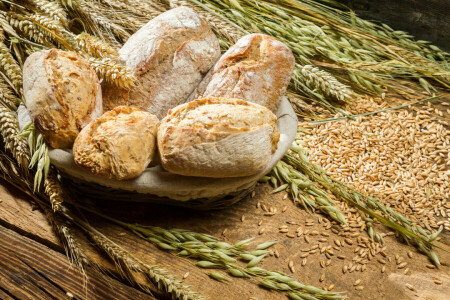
[23,49,102,149]
[158,97,279,178]
[73,106,159,180]
[189,34,295,112]
[102,7,221,119]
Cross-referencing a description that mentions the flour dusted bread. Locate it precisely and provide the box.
[73,106,159,180]
[158,97,279,178]
[23,49,102,149]
[103,7,221,119]
[189,34,295,112]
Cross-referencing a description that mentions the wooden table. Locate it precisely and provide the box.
[1,179,449,300]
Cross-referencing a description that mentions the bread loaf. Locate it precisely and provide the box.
[189,34,295,112]
[23,49,102,149]
[73,106,159,180]
[102,7,221,119]
[158,97,279,178]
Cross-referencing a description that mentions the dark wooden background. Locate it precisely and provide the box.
[337,0,450,50]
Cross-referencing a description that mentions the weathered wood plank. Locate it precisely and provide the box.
[338,0,450,50]
[0,226,154,300]
[1,179,450,299]
[0,184,59,246]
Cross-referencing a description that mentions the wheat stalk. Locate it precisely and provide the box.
[0,41,23,93]
[41,203,89,276]
[22,0,69,26]
[169,0,246,45]
[75,32,119,58]
[301,65,355,102]
[0,104,30,168]
[78,1,131,43]
[87,57,135,88]
[6,12,55,46]
[43,169,65,212]
[0,77,20,110]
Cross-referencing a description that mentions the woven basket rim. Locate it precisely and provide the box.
[19,97,297,201]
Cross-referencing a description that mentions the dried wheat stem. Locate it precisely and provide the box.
[0,104,30,168]
[75,32,119,58]
[7,12,53,46]
[24,0,69,25]
[79,220,203,300]
[122,0,168,19]
[28,13,65,36]
[169,0,245,44]
[79,1,131,42]
[0,41,23,92]
[301,65,355,102]
[41,204,89,275]
[43,170,65,212]
[0,77,20,110]
[87,57,135,88]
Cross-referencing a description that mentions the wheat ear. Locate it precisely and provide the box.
[0,41,23,92]
[0,104,30,168]
[28,0,69,26]
[87,57,135,88]
[0,77,20,110]
[301,65,355,102]
[75,32,119,58]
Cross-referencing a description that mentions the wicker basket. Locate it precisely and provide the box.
[19,97,297,210]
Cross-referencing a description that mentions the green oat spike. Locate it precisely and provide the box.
[250,250,270,256]
[234,237,254,248]
[208,272,232,282]
[246,254,266,268]
[273,183,288,193]
[255,241,277,250]
[228,268,248,278]
[196,261,221,269]
[239,253,256,261]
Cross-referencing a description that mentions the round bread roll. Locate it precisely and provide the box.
[189,34,295,112]
[158,97,280,178]
[73,106,159,180]
[23,49,102,149]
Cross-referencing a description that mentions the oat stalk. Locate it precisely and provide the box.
[283,142,443,265]
[18,122,49,190]
[65,204,345,300]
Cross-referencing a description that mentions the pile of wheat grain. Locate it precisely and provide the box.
[298,102,450,232]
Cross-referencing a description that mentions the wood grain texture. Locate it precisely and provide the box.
[338,0,450,50]
[0,225,154,300]
[1,180,449,299]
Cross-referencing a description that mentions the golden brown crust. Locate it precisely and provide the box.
[102,7,221,118]
[73,106,159,180]
[191,34,295,112]
[23,49,102,149]
[158,97,279,178]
